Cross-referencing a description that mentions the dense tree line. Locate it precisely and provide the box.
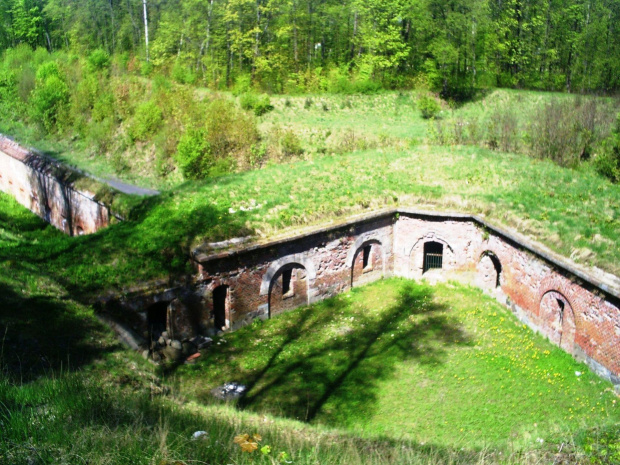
[1,0,619,96]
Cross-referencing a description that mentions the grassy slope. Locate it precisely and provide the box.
[8,194,617,465]
[3,142,618,303]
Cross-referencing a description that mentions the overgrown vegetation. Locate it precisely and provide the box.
[427,90,620,180]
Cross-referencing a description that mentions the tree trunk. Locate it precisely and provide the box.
[142,0,149,62]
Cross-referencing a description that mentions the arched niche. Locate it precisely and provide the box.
[268,263,309,317]
[477,251,502,289]
[350,239,384,287]
[539,290,576,352]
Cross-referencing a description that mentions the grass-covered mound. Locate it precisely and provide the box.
[178,279,620,449]
[2,140,619,302]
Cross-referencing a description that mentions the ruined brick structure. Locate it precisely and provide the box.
[162,209,618,390]
[0,135,113,235]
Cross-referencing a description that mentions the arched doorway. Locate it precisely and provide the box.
[478,251,502,289]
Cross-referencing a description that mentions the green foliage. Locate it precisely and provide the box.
[578,426,620,465]
[87,48,111,72]
[129,101,163,141]
[595,114,620,183]
[171,62,196,85]
[29,63,69,131]
[239,92,274,116]
[175,128,213,179]
[279,130,303,157]
[418,95,441,119]
[206,98,260,161]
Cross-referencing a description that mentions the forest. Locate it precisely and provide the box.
[1,0,620,97]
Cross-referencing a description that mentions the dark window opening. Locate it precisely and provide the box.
[362,245,372,270]
[213,285,228,330]
[147,302,169,340]
[423,242,444,273]
[282,269,293,297]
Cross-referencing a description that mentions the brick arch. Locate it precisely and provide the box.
[477,250,503,288]
[349,239,385,286]
[266,262,310,318]
[539,289,578,353]
[260,255,316,296]
[346,236,385,268]
[406,232,455,276]
[537,274,583,320]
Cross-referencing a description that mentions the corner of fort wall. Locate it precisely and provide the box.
[0,135,113,235]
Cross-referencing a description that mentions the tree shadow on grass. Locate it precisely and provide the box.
[0,279,118,382]
[196,280,472,427]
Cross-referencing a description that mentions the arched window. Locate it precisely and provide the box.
[423,242,443,273]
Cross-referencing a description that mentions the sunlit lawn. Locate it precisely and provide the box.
[179,278,620,449]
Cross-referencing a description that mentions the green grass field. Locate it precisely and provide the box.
[178,278,619,449]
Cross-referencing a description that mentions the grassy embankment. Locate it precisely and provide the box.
[1,194,619,464]
[2,140,618,302]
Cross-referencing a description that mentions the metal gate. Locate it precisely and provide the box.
[423,241,444,273]
[424,252,443,272]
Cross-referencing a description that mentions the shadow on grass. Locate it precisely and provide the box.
[196,281,472,427]
[0,279,117,382]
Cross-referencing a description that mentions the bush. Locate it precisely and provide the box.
[594,113,620,183]
[87,49,111,72]
[206,98,260,161]
[30,63,69,131]
[175,128,213,179]
[239,92,273,116]
[280,130,303,157]
[130,101,163,141]
[418,95,441,119]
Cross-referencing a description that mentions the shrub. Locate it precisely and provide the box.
[30,63,69,131]
[175,128,213,179]
[418,95,441,119]
[239,92,273,116]
[206,98,260,161]
[130,101,163,141]
[87,49,111,72]
[280,130,303,157]
[594,113,620,183]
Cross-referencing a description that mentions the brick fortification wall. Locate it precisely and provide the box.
[173,210,618,389]
[0,135,112,235]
